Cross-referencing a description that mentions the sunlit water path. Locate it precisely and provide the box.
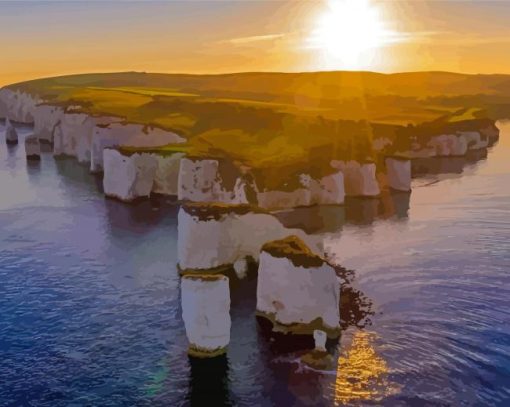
[0,122,509,406]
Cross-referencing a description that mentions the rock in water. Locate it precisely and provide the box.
[313,329,327,352]
[181,274,231,357]
[5,118,18,145]
[25,135,41,160]
[256,235,340,337]
[385,157,411,192]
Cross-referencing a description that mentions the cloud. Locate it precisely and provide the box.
[221,33,287,45]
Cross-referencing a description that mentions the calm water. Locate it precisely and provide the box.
[1,122,509,406]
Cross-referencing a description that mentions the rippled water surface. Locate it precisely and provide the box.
[1,122,509,406]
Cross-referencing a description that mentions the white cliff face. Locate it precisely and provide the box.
[177,207,322,271]
[153,153,186,195]
[309,172,345,205]
[372,137,392,152]
[53,113,119,162]
[0,88,41,123]
[178,158,248,204]
[459,131,488,150]
[257,171,345,210]
[4,118,18,144]
[427,134,468,157]
[331,160,380,197]
[25,135,41,159]
[102,149,158,202]
[181,274,231,356]
[256,251,340,336]
[32,105,64,143]
[90,122,185,173]
[385,157,411,192]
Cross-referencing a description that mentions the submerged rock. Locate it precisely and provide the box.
[25,135,41,160]
[301,329,335,370]
[181,273,231,357]
[256,235,340,337]
[5,118,18,145]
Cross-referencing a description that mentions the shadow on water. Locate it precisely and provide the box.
[54,156,104,193]
[104,195,179,235]
[274,191,411,233]
[186,354,232,407]
[412,148,489,177]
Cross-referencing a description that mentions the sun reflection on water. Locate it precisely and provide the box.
[334,331,399,405]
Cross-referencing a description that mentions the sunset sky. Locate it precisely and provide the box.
[2,0,510,86]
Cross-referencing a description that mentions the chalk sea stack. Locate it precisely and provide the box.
[256,235,340,338]
[5,118,18,145]
[181,273,231,358]
[25,135,41,160]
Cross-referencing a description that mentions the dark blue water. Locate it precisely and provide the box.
[1,122,509,406]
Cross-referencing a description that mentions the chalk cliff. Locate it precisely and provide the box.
[178,158,249,204]
[0,88,41,124]
[32,105,64,143]
[177,204,322,271]
[91,122,185,173]
[385,157,412,192]
[331,160,380,197]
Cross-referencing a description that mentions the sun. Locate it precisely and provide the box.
[308,0,398,70]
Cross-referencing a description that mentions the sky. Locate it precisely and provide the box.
[2,0,510,85]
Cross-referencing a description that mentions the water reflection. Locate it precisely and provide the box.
[275,191,410,232]
[334,331,399,406]
[186,354,232,406]
[412,148,489,178]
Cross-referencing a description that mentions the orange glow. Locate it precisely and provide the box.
[334,331,399,405]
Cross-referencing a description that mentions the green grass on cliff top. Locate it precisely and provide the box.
[8,71,503,171]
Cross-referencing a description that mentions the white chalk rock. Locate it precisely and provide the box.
[181,274,231,357]
[309,172,345,205]
[233,257,249,279]
[256,236,340,337]
[0,88,40,123]
[53,113,119,162]
[331,160,380,197]
[32,104,64,143]
[427,134,467,157]
[25,135,40,159]
[90,122,185,173]
[4,118,18,144]
[177,206,239,270]
[314,329,327,352]
[178,158,248,204]
[177,206,322,271]
[372,137,393,152]
[460,131,488,150]
[153,153,185,195]
[102,149,157,202]
[385,157,411,192]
